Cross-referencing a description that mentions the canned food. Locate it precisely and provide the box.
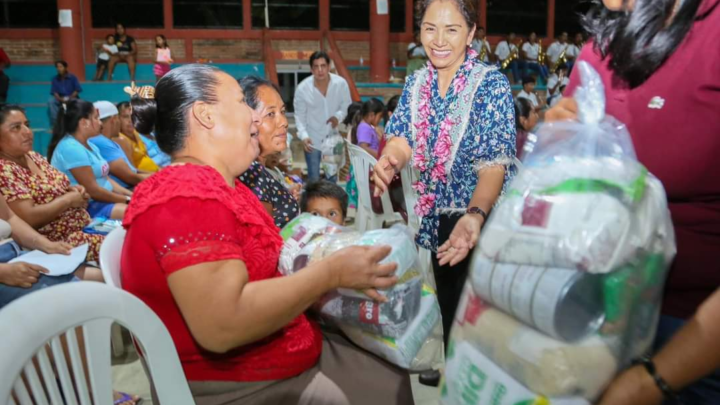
[470,254,605,342]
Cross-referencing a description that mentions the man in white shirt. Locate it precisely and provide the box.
[495,32,522,84]
[565,33,584,72]
[521,32,548,80]
[546,32,570,68]
[517,76,542,111]
[546,63,570,106]
[294,51,352,182]
[471,27,492,64]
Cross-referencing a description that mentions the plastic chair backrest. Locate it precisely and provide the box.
[399,164,420,232]
[0,282,194,405]
[346,142,394,215]
[99,227,127,289]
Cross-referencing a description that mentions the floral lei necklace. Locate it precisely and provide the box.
[412,48,478,218]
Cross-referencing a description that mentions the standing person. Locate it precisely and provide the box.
[373,0,516,386]
[94,34,118,81]
[407,32,429,76]
[495,32,522,84]
[547,0,719,403]
[522,32,549,80]
[294,51,352,183]
[546,31,571,71]
[108,23,138,83]
[48,100,131,220]
[0,47,10,104]
[47,60,82,127]
[351,98,385,159]
[153,35,173,81]
[471,26,492,64]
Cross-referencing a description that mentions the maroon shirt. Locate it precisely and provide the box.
[565,0,720,319]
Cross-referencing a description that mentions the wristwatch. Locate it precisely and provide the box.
[466,206,488,222]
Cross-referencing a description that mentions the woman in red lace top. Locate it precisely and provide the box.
[121,64,413,404]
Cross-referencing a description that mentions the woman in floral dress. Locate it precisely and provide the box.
[372,0,516,385]
[0,105,104,262]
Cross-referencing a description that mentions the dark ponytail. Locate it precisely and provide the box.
[48,99,94,160]
[130,96,157,136]
[351,98,385,145]
[583,0,703,87]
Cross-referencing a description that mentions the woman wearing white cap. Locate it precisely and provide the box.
[48,99,131,220]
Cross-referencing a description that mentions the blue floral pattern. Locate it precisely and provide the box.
[386,55,517,252]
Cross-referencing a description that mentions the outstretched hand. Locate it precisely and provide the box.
[437,214,484,266]
[372,155,400,197]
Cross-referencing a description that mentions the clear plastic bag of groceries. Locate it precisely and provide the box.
[320,130,346,178]
[279,214,444,371]
[440,62,676,405]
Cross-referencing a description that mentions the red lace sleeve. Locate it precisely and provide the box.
[138,197,245,275]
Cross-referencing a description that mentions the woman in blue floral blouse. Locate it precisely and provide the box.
[373,0,516,384]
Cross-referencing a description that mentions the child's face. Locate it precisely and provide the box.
[524,82,535,93]
[306,197,345,226]
[372,112,384,126]
[106,36,114,45]
[155,36,164,46]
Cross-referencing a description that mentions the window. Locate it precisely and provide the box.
[252,0,319,30]
[487,0,548,37]
[330,0,369,31]
[0,0,57,28]
[554,0,591,38]
[330,0,405,33]
[91,0,163,28]
[174,0,243,28]
[389,0,406,33]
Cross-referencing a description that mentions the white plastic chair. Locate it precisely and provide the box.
[346,141,403,232]
[99,227,128,357]
[0,282,194,405]
[398,164,435,289]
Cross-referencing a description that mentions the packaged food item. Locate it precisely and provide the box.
[278,215,444,370]
[83,217,122,235]
[341,282,443,371]
[443,63,677,403]
[316,278,423,338]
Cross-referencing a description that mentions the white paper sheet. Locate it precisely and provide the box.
[10,244,88,277]
[377,0,388,15]
[59,10,73,28]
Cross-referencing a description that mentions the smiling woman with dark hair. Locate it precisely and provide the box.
[121,64,413,405]
[547,0,720,403]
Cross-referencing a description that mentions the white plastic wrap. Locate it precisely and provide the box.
[442,62,676,404]
[279,214,443,370]
[320,131,346,178]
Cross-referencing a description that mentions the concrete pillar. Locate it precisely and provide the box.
[370,0,390,82]
[57,0,85,80]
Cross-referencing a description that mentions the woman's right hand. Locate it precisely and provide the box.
[66,188,88,209]
[545,97,579,122]
[0,262,49,288]
[372,154,401,197]
[327,245,399,302]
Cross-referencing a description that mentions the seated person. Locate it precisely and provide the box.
[129,96,172,168]
[546,63,570,107]
[122,64,413,405]
[116,100,159,172]
[107,23,137,82]
[49,100,131,220]
[89,101,149,189]
[300,180,348,226]
[237,76,300,228]
[48,60,82,126]
[0,194,103,309]
[0,105,105,262]
[517,76,542,111]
